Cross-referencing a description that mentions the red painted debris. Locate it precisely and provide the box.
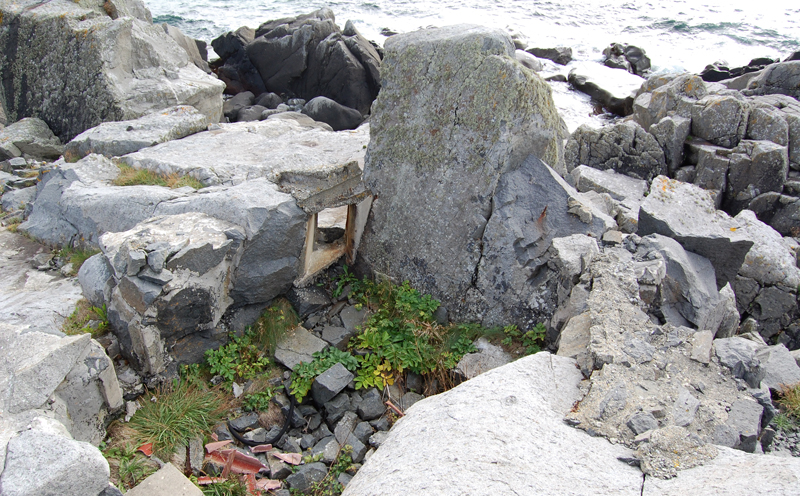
[137,443,153,456]
[255,478,282,491]
[272,452,302,465]
[196,476,228,485]
[250,444,273,453]
[205,449,268,474]
[205,440,233,453]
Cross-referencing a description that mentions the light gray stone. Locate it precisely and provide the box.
[632,74,708,131]
[274,326,328,370]
[747,106,789,146]
[0,1,223,142]
[642,446,800,495]
[565,121,667,181]
[566,62,644,116]
[1,185,36,212]
[515,49,543,72]
[756,344,800,392]
[726,399,763,452]
[342,353,643,496]
[311,436,340,464]
[161,24,210,74]
[638,176,754,289]
[723,139,789,215]
[360,25,565,324]
[690,330,714,363]
[77,253,114,307]
[714,337,765,388]
[124,462,202,496]
[454,337,512,379]
[571,165,647,202]
[0,118,63,161]
[119,116,367,187]
[744,60,800,100]
[672,387,700,427]
[0,417,110,496]
[64,106,210,161]
[635,426,717,479]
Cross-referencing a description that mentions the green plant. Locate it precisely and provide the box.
[4,216,21,232]
[57,245,100,275]
[242,387,275,412]
[113,164,204,190]
[194,476,250,496]
[251,298,299,354]
[63,299,109,337]
[104,444,157,490]
[298,446,353,496]
[128,380,227,459]
[332,264,360,299]
[501,323,545,355]
[777,383,800,419]
[205,331,271,383]
[290,348,359,401]
[772,412,798,431]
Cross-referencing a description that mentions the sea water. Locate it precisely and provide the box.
[143,0,800,73]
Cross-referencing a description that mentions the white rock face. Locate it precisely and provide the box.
[343,353,644,496]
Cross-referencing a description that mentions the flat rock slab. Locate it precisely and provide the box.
[65,106,210,160]
[274,326,328,370]
[125,463,202,496]
[642,446,800,495]
[119,116,368,186]
[638,176,753,289]
[342,353,643,496]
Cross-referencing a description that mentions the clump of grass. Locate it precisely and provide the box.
[777,383,800,419]
[113,164,204,190]
[5,216,22,233]
[63,299,109,337]
[251,297,300,354]
[194,477,250,496]
[57,245,99,275]
[128,380,228,459]
[103,441,158,491]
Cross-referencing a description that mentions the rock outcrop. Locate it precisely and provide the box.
[0,0,224,142]
[360,25,566,328]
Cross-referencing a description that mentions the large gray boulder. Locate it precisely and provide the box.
[632,73,708,131]
[650,115,691,174]
[565,121,667,181]
[638,176,753,289]
[756,344,800,392]
[103,213,245,373]
[691,95,749,148]
[0,0,224,142]
[567,62,644,116]
[342,353,644,496]
[744,60,800,100]
[301,96,364,131]
[0,416,110,496]
[360,25,565,323]
[64,106,210,160]
[0,118,64,161]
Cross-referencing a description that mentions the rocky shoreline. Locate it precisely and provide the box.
[2,1,800,495]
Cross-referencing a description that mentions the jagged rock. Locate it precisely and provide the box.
[301,96,364,131]
[722,140,788,215]
[342,353,644,496]
[755,344,800,392]
[626,412,658,435]
[223,92,255,121]
[360,25,565,324]
[0,0,223,142]
[311,363,354,406]
[525,46,573,65]
[726,399,763,452]
[1,185,36,213]
[354,388,385,421]
[689,140,731,207]
[672,387,700,427]
[747,105,789,146]
[743,60,800,100]
[103,213,245,373]
[713,337,765,388]
[311,436,340,464]
[638,176,753,289]
[119,116,366,187]
[602,43,651,76]
[0,417,110,496]
[632,74,707,131]
[287,286,331,318]
[321,326,354,350]
[286,462,327,491]
[565,121,667,181]
[64,106,209,160]
[475,155,614,329]
[162,24,210,74]
[567,63,644,116]
[454,337,512,379]
[650,115,691,174]
[274,327,328,370]
[0,118,64,161]
[637,235,727,333]
[691,95,749,149]
[748,192,800,236]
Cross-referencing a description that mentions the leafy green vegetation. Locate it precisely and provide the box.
[242,387,276,412]
[113,164,205,190]
[103,443,158,491]
[294,446,354,496]
[63,299,109,337]
[205,330,272,383]
[501,322,546,355]
[195,477,250,496]
[291,348,359,401]
[772,412,798,431]
[251,297,299,354]
[128,380,227,459]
